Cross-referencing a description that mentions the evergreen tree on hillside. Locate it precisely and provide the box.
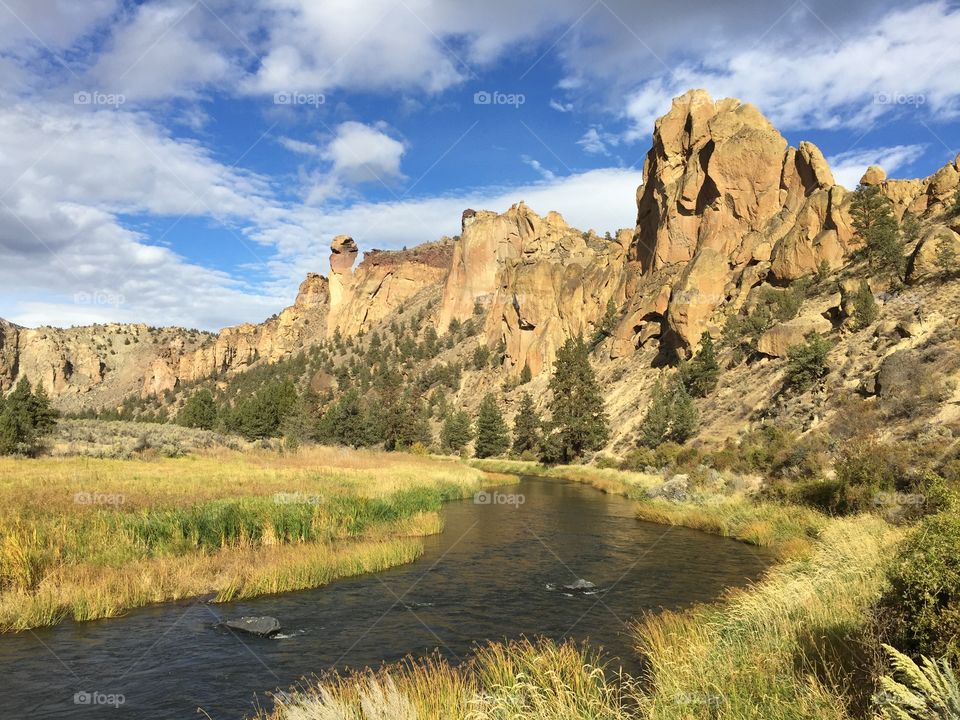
[0,378,58,455]
[176,389,217,430]
[851,183,905,278]
[474,393,510,458]
[441,410,473,455]
[678,332,720,397]
[589,299,619,348]
[372,360,409,451]
[640,376,698,448]
[519,361,532,385]
[512,392,541,454]
[850,282,879,330]
[316,388,368,447]
[543,335,608,462]
[936,234,959,278]
[951,185,960,216]
[227,379,298,440]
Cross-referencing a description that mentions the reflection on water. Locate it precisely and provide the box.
[0,477,770,719]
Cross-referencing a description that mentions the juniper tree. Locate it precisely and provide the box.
[851,183,905,279]
[519,361,532,385]
[543,335,608,462]
[512,392,541,454]
[639,376,698,448]
[474,393,510,458]
[679,332,720,397]
[176,389,218,429]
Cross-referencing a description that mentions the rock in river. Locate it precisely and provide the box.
[222,616,281,637]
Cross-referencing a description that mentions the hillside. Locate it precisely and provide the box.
[2,88,959,454]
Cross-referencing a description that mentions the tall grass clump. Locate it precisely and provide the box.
[264,638,635,720]
[633,515,903,720]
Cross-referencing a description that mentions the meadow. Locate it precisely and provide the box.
[0,445,512,630]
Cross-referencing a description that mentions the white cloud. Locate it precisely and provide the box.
[828,144,927,189]
[0,101,285,330]
[521,156,556,181]
[323,122,405,182]
[87,0,236,101]
[577,127,620,155]
[621,2,960,138]
[550,99,573,113]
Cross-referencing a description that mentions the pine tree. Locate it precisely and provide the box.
[441,410,473,454]
[511,392,541,454]
[640,376,698,448]
[177,389,218,429]
[951,185,960,217]
[679,332,720,397]
[474,393,510,458]
[851,183,905,278]
[544,335,608,462]
[316,388,368,447]
[519,361,532,385]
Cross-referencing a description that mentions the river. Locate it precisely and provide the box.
[0,477,771,718]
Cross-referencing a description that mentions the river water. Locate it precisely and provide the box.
[0,477,771,718]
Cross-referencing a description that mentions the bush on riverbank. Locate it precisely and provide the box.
[876,512,960,666]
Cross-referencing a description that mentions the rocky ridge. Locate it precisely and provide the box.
[1,89,958,442]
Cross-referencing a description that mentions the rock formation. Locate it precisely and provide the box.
[3,89,959,415]
[328,236,451,337]
[437,204,629,376]
[628,90,858,351]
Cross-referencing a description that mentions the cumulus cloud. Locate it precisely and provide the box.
[0,101,284,329]
[87,0,236,101]
[828,144,928,189]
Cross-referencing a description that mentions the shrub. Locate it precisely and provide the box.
[877,513,960,665]
[850,282,879,330]
[784,332,832,390]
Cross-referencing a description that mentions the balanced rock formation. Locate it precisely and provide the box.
[328,236,451,337]
[438,203,629,376]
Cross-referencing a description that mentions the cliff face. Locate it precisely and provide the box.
[438,204,630,376]
[328,236,451,337]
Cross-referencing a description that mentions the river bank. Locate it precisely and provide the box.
[0,446,515,631]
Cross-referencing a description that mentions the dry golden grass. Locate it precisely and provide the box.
[0,445,513,631]
[634,515,904,720]
[264,638,635,720]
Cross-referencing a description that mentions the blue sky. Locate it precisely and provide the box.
[0,0,958,330]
